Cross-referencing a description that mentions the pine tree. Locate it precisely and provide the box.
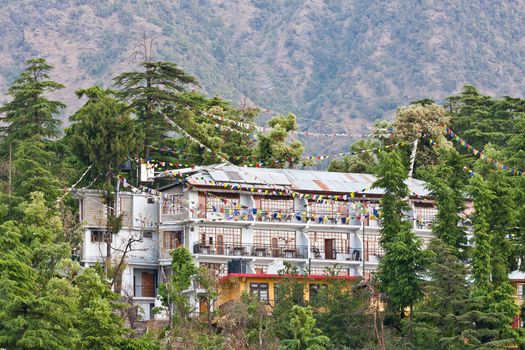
[256,113,304,168]
[0,210,79,349]
[426,173,466,255]
[412,239,515,349]
[487,171,517,286]
[373,150,427,328]
[467,174,494,292]
[114,61,198,155]
[12,138,63,204]
[0,58,65,150]
[279,305,331,350]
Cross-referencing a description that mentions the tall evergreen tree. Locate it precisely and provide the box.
[373,150,427,328]
[467,174,495,292]
[426,173,466,255]
[12,138,63,204]
[0,58,65,149]
[412,239,515,349]
[486,171,517,286]
[113,61,198,155]
[0,197,79,350]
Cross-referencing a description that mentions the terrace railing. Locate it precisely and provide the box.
[193,242,308,259]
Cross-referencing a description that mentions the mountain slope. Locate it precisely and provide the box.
[1,0,525,151]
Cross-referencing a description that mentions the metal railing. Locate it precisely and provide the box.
[310,247,362,261]
[202,210,384,227]
[193,242,309,259]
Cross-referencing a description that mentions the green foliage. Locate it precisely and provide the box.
[0,58,64,150]
[467,174,495,292]
[114,60,198,150]
[0,199,79,350]
[311,280,374,349]
[425,168,466,254]
[327,139,379,173]
[12,138,63,204]
[374,150,427,323]
[446,85,524,151]
[257,113,304,168]
[158,246,198,323]
[279,305,330,350]
[67,87,143,182]
[75,268,128,350]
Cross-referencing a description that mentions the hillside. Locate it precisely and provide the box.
[2,0,525,151]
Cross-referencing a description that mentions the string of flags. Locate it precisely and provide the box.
[444,127,523,176]
[163,114,231,164]
[199,190,381,223]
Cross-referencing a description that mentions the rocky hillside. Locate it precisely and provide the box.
[2,0,525,151]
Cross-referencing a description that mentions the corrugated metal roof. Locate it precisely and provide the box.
[184,165,431,197]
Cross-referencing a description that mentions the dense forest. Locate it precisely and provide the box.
[2,56,525,349]
[2,1,525,153]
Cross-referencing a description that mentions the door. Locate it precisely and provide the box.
[142,272,155,298]
[324,239,334,259]
[271,237,279,257]
[217,234,224,255]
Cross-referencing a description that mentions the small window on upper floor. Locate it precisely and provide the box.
[147,197,155,204]
[91,230,111,243]
[143,230,153,238]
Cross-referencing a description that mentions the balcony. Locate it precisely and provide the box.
[162,195,189,222]
[310,247,362,261]
[193,242,309,259]
[201,209,381,227]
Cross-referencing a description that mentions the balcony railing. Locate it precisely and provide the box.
[310,247,362,261]
[161,208,188,222]
[133,284,157,298]
[201,210,381,227]
[193,242,309,259]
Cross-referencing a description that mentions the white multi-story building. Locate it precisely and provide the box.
[76,164,436,320]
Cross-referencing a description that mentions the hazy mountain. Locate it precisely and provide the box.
[1,0,525,151]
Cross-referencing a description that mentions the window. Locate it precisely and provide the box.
[143,230,153,238]
[253,229,296,248]
[199,227,242,247]
[205,193,240,213]
[163,231,183,250]
[309,284,327,302]
[254,265,268,274]
[260,196,294,212]
[199,263,228,277]
[147,197,155,204]
[250,283,269,302]
[518,284,525,300]
[91,230,111,243]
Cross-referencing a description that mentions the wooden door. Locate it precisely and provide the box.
[142,272,155,298]
[198,192,206,218]
[324,239,334,259]
[217,234,224,255]
[271,237,279,257]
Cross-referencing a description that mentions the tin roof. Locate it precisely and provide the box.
[183,164,431,197]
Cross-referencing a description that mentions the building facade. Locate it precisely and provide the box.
[76,164,436,320]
